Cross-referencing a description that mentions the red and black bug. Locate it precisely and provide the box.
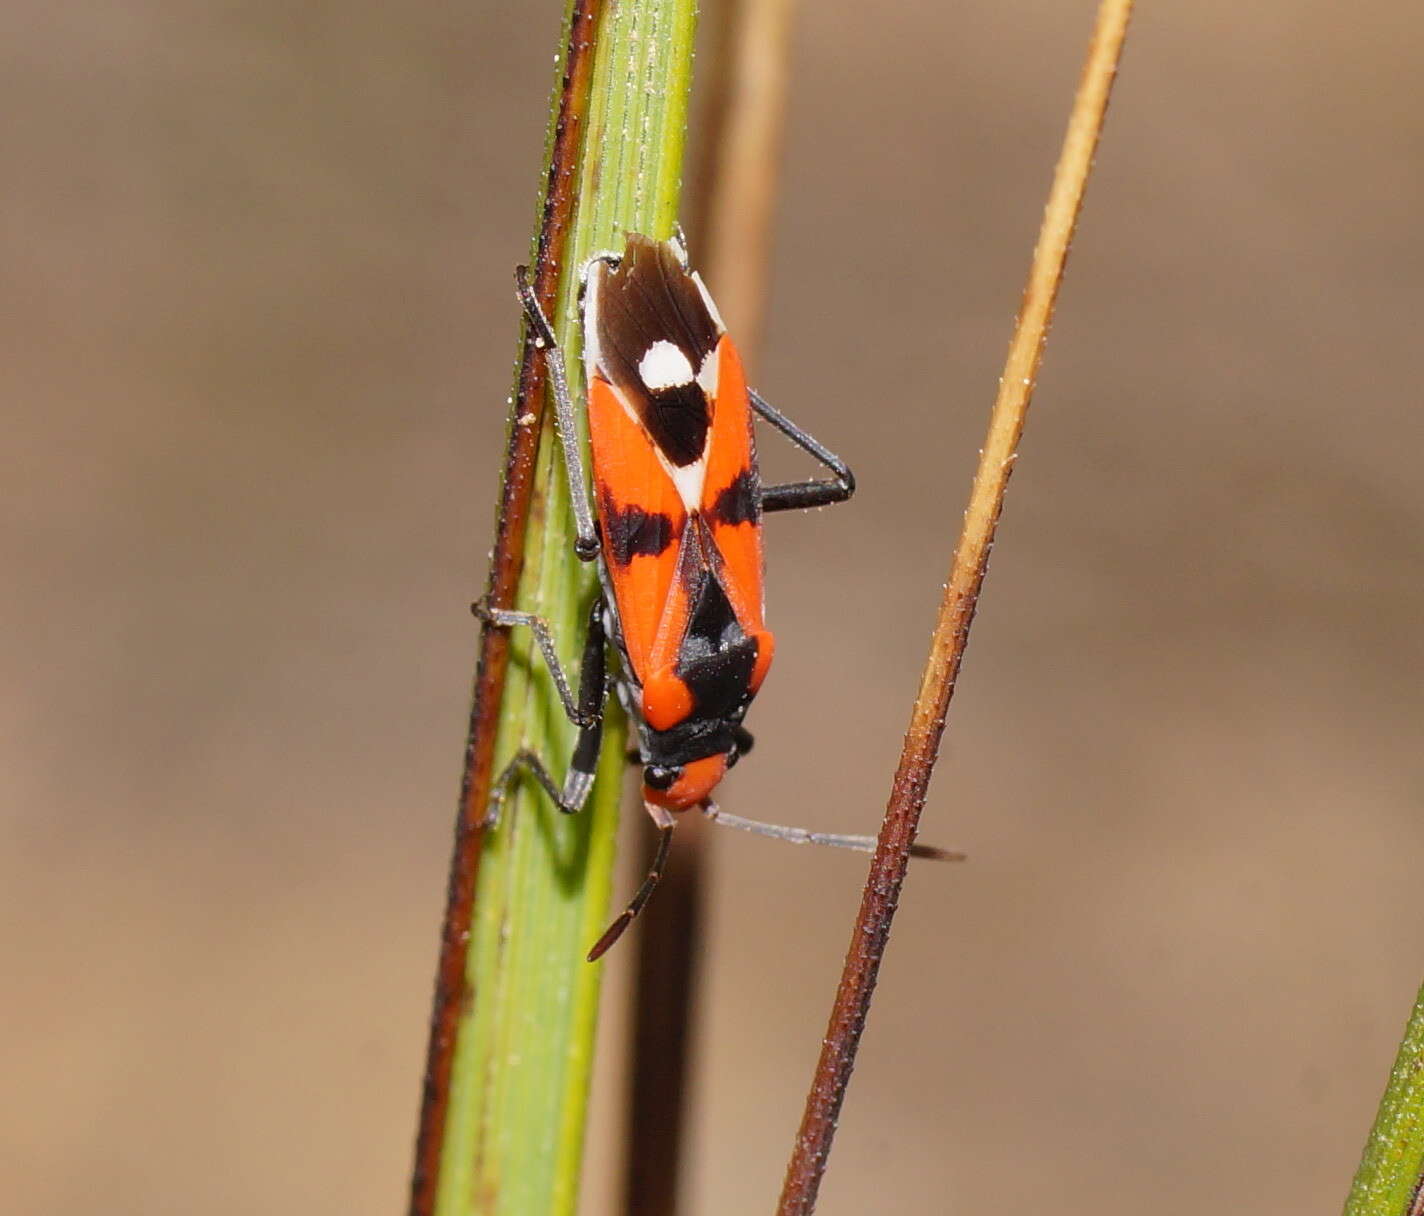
[478,232,950,960]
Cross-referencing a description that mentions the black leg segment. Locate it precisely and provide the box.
[748,388,855,512]
[475,596,610,819]
[485,748,576,831]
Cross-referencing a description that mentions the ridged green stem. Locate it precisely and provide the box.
[432,4,698,1215]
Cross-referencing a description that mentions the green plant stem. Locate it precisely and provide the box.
[409,5,602,1212]
[413,3,698,1215]
[1345,980,1424,1216]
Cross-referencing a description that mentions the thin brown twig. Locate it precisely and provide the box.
[407,4,605,1212]
[776,2,1135,1211]
[622,2,799,1209]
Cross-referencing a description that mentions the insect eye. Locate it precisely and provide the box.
[643,764,680,791]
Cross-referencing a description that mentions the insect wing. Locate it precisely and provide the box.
[587,372,689,684]
[583,233,772,704]
[697,334,765,636]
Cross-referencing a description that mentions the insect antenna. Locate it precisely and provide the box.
[701,801,963,862]
[586,811,676,961]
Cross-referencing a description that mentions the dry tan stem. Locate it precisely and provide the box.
[776,2,1135,1211]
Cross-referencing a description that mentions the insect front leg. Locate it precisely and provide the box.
[513,265,600,560]
[475,595,609,823]
[748,387,856,512]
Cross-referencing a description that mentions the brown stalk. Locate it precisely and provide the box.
[775,2,1136,1212]
[622,2,799,1211]
[407,4,605,1212]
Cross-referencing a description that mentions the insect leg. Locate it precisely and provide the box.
[485,748,568,830]
[514,265,599,559]
[475,596,609,814]
[748,388,856,512]
[561,599,608,813]
[700,801,963,861]
[472,598,599,727]
[585,804,676,961]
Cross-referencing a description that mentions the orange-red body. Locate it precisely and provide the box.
[582,235,773,811]
[500,229,859,959]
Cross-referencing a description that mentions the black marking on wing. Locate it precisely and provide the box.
[674,570,757,722]
[591,233,721,467]
[639,569,759,766]
[679,570,744,663]
[643,381,712,466]
[680,639,759,724]
[709,467,760,526]
[601,495,677,567]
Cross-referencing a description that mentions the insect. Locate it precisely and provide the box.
[479,231,952,961]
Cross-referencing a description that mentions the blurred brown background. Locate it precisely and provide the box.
[5,2,1423,1213]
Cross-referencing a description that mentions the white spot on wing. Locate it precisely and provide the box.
[696,345,719,399]
[691,270,726,333]
[581,261,606,379]
[638,340,694,390]
[670,457,708,511]
[583,256,711,512]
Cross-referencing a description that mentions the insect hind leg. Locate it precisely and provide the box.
[484,747,592,832]
[474,595,609,817]
[748,388,856,512]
